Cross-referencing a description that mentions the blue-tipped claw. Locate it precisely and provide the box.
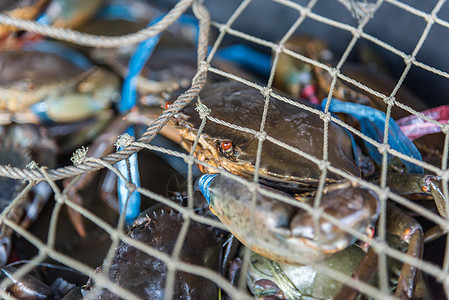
[198,174,218,204]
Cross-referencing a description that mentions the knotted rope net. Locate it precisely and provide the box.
[0,0,447,299]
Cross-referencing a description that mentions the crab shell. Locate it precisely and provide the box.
[0,50,119,123]
[173,81,360,192]
[94,205,223,299]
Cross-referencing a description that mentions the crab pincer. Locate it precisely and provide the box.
[199,174,380,265]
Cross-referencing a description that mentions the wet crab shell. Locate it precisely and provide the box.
[0,50,119,123]
[0,51,85,87]
[93,205,223,299]
[174,81,360,192]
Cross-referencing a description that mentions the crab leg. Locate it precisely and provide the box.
[20,182,52,229]
[384,202,423,299]
[63,116,129,237]
[334,247,378,300]
[98,169,120,213]
[335,202,423,299]
[423,225,446,244]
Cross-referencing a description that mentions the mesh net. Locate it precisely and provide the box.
[0,0,447,299]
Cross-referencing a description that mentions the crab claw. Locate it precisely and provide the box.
[200,174,380,265]
[21,182,52,229]
[290,181,380,255]
[387,174,447,217]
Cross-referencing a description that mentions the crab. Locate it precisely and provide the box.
[0,123,59,267]
[0,49,119,125]
[0,47,121,237]
[172,82,443,203]
[169,81,444,298]
[85,204,225,299]
[172,81,359,192]
[274,35,429,119]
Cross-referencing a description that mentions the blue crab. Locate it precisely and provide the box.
[0,49,119,125]
[171,81,439,298]
[87,204,224,299]
[172,81,360,192]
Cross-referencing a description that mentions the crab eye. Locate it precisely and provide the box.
[164,102,172,110]
[220,140,233,155]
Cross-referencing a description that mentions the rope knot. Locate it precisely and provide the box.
[71,146,88,165]
[272,44,281,54]
[320,112,331,123]
[196,103,211,119]
[247,182,258,193]
[442,170,449,181]
[329,68,339,78]
[115,133,134,151]
[379,187,390,200]
[300,7,311,16]
[383,96,395,107]
[192,61,209,83]
[312,206,324,220]
[318,160,330,171]
[255,131,267,142]
[351,28,362,38]
[424,14,435,25]
[126,182,137,194]
[372,239,388,255]
[377,144,389,154]
[55,194,65,204]
[198,60,209,73]
[261,87,272,98]
[404,55,414,65]
[26,161,39,170]
[184,155,195,165]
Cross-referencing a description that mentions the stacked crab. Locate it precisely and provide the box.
[172,36,447,299]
